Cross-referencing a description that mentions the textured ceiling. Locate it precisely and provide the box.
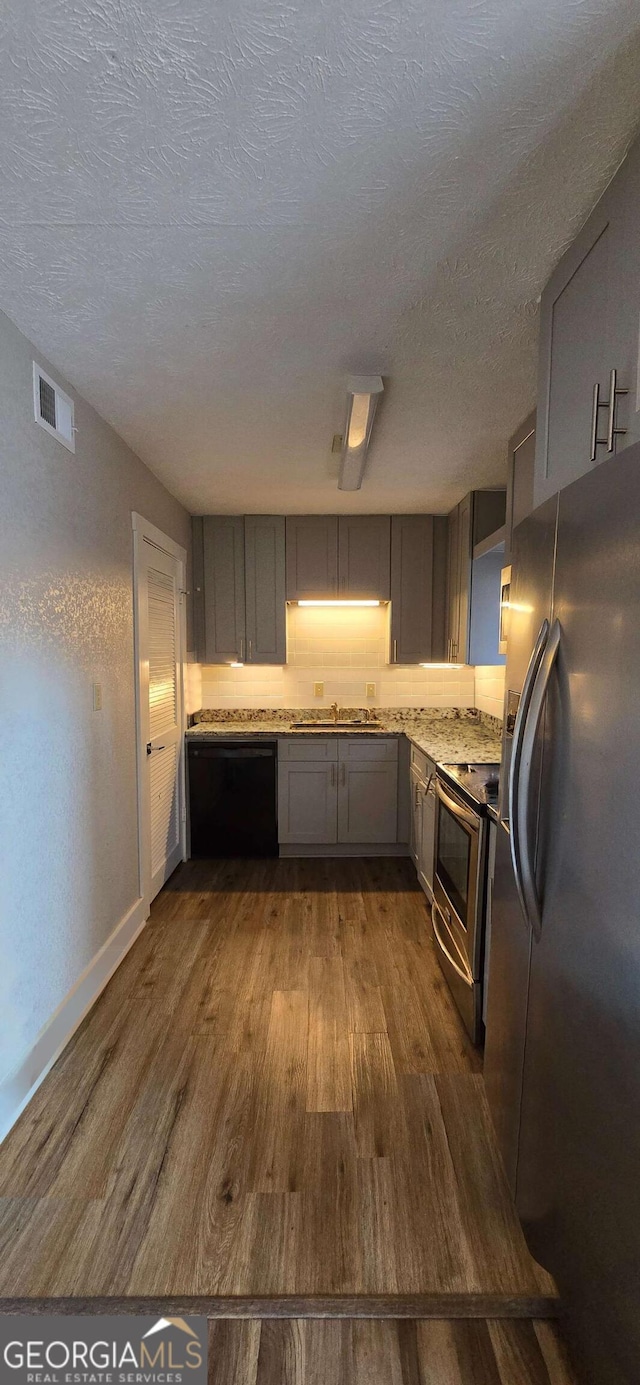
[1,1,640,515]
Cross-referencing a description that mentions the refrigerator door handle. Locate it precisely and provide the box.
[508,619,549,923]
[516,618,562,941]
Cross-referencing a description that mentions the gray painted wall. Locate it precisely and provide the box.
[0,308,190,1085]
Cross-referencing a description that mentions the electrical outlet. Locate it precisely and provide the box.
[314,681,324,697]
[366,682,376,698]
[93,682,103,711]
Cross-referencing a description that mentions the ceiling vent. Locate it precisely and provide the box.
[33,362,75,452]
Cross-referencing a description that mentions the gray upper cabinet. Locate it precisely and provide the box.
[191,516,206,660]
[446,504,461,664]
[535,133,640,506]
[338,516,391,598]
[446,494,471,663]
[244,515,286,664]
[609,136,640,454]
[390,515,447,663]
[286,514,392,600]
[535,211,613,505]
[202,516,246,663]
[472,491,505,549]
[195,514,285,664]
[445,490,505,663]
[505,412,536,561]
[456,492,471,663]
[285,516,338,599]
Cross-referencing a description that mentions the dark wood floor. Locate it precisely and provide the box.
[209,1318,576,1384]
[0,858,556,1311]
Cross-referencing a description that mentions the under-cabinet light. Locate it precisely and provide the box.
[229,661,244,667]
[295,599,382,607]
[419,663,464,669]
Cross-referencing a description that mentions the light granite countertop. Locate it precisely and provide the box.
[186,710,502,765]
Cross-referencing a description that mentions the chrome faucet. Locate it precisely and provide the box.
[330,701,339,723]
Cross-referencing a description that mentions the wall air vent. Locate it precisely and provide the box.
[33,362,75,452]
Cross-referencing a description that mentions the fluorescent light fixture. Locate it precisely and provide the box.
[419,663,464,669]
[297,599,382,607]
[338,374,384,491]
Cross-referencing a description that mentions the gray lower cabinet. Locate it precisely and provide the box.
[390,515,447,663]
[285,516,338,599]
[278,737,398,846]
[409,744,436,898]
[193,514,286,664]
[338,515,391,598]
[338,758,398,843]
[409,762,424,868]
[244,515,286,664]
[420,772,437,897]
[535,132,640,506]
[277,760,338,843]
[336,738,398,844]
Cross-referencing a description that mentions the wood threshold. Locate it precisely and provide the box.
[0,1293,559,1319]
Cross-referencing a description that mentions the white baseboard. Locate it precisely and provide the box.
[279,843,410,858]
[0,896,149,1146]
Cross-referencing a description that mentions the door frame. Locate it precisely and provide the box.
[132,512,188,915]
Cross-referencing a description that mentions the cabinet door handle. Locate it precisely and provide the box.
[239,637,244,662]
[606,368,628,452]
[330,764,336,786]
[341,763,346,786]
[248,638,253,661]
[590,381,601,461]
[393,638,398,663]
[591,371,628,459]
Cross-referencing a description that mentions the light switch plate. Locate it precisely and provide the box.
[93,683,103,711]
[366,682,376,698]
[314,681,324,697]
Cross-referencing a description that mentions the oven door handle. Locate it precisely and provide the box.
[432,904,473,985]
[508,618,549,926]
[435,778,478,830]
[516,618,561,941]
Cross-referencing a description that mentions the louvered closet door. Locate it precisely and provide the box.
[141,538,183,900]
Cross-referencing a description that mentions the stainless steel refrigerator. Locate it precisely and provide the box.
[484,441,640,1385]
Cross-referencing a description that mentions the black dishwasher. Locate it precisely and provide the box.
[188,741,278,857]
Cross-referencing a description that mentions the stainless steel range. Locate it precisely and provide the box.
[432,763,499,1044]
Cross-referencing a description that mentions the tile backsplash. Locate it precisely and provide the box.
[195,604,505,717]
[474,664,506,721]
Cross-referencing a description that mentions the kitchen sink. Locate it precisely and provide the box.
[289,719,383,729]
